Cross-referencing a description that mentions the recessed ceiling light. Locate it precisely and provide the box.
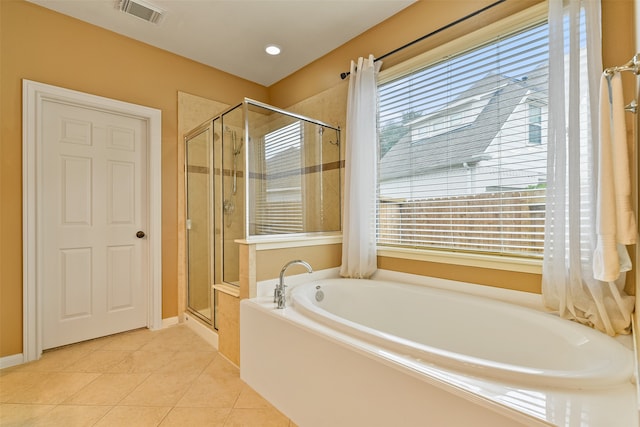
[265,45,281,56]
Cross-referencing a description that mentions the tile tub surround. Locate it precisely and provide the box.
[0,325,295,426]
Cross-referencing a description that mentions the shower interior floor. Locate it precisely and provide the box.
[0,324,295,426]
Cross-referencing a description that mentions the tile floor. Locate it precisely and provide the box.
[0,325,296,426]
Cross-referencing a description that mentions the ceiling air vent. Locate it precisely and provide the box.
[118,0,164,24]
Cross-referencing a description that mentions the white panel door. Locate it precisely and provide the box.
[41,100,148,349]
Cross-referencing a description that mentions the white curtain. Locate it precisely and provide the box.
[340,55,381,278]
[542,0,635,335]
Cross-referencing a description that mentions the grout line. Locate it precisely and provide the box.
[87,404,115,427]
[155,406,172,427]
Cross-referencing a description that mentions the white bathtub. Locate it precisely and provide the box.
[291,278,632,389]
[240,270,637,426]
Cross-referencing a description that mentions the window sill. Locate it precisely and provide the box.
[236,232,342,251]
[377,247,542,274]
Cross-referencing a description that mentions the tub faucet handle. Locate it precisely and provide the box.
[274,282,288,302]
[275,284,287,308]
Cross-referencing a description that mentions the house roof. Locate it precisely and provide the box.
[379,70,542,181]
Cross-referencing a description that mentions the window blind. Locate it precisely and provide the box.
[377,21,549,257]
[255,121,304,234]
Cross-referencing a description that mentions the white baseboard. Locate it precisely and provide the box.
[162,316,179,329]
[0,353,24,370]
[184,313,218,350]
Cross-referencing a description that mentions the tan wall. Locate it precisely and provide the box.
[378,257,542,294]
[256,244,343,283]
[0,0,268,357]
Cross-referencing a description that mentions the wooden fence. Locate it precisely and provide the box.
[378,189,545,256]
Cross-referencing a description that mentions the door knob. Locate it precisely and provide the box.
[136,231,146,238]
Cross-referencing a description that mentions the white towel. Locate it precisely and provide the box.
[593,73,636,282]
[610,74,638,244]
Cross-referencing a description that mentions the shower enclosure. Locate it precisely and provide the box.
[184,99,341,327]
[185,122,219,324]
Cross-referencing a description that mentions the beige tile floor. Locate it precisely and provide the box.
[0,324,296,426]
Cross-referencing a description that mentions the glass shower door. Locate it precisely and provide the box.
[185,125,214,324]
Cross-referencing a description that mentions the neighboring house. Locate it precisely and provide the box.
[379,68,548,200]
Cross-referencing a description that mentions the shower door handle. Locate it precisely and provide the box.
[136,231,146,238]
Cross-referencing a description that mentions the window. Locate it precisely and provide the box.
[255,121,304,234]
[528,103,542,145]
[377,16,551,258]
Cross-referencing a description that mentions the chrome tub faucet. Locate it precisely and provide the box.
[275,260,313,309]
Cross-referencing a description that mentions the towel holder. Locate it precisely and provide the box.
[604,54,640,114]
[625,100,637,114]
[603,53,640,76]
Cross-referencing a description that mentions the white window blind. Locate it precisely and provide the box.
[255,121,304,234]
[377,20,549,257]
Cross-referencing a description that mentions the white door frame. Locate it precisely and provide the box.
[22,80,163,362]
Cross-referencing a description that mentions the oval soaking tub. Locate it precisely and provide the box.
[290,278,633,389]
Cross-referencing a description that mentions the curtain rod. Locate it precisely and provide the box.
[339,0,507,80]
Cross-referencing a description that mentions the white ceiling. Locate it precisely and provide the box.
[26,0,416,86]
